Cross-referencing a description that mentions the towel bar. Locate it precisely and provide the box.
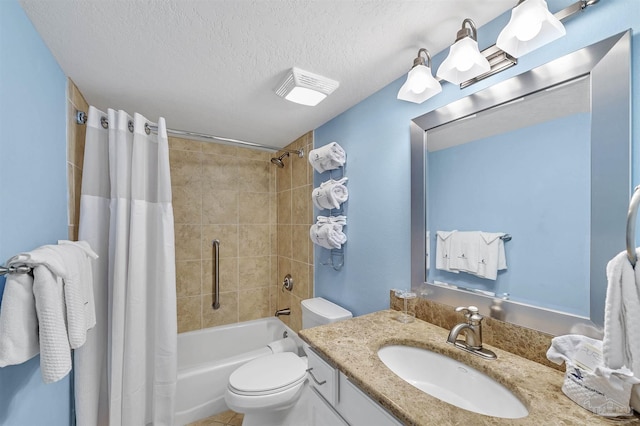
[626,185,640,267]
[0,265,32,276]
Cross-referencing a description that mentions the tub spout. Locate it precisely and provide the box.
[275,308,291,317]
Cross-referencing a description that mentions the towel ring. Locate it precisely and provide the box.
[626,185,640,267]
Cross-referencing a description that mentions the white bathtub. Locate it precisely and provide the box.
[175,317,301,425]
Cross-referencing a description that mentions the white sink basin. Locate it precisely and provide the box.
[378,345,528,419]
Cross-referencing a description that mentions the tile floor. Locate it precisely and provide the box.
[187,410,244,426]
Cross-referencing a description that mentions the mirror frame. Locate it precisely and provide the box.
[410,30,631,336]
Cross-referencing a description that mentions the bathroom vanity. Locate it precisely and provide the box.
[299,310,639,425]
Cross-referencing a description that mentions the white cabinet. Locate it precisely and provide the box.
[305,345,402,426]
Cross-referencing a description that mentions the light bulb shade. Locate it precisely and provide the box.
[397,64,442,104]
[496,0,566,58]
[436,37,491,85]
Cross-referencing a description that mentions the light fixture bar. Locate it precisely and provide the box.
[459,0,598,88]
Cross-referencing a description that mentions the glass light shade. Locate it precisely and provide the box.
[496,0,566,58]
[284,87,327,106]
[436,37,491,85]
[397,65,442,104]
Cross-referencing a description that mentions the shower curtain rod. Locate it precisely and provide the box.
[75,110,304,156]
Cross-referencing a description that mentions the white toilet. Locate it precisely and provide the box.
[224,297,352,426]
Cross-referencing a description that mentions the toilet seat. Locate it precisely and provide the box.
[228,352,307,396]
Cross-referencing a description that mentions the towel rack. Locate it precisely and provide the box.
[0,265,32,276]
[626,185,640,267]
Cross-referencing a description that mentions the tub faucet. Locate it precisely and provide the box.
[275,308,291,317]
[446,306,496,360]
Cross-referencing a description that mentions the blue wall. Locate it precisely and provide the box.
[0,0,71,424]
[314,0,640,317]
[428,113,590,315]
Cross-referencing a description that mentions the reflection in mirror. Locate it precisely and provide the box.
[410,31,631,336]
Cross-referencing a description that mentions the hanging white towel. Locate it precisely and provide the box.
[448,231,480,274]
[603,249,640,410]
[0,272,39,367]
[475,232,507,280]
[435,230,458,273]
[312,177,349,210]
[308,142,346,173]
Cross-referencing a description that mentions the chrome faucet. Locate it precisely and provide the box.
[446,306,496,360]
[275,308,291,317]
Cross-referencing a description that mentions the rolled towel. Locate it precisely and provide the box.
[312,178,349,210]
[308,142,346,173]
[267,338,298,354]
[310,221,347,250]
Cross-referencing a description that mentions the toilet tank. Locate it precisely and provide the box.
[301,297,352,329]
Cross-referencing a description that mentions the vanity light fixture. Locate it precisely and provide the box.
[436,19,491,86]
[496,0,566,58]
[275,67,339,106]
[397,48,442,104]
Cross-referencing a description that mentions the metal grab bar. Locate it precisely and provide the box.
[212,239,220,309]
[626,185,640,267]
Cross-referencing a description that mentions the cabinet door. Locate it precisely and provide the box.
[306,345,339,405]
[309,386,349,426]
[337,373,402,426]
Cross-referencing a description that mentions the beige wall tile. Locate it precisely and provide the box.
[67,163,75,227]
[292,186,310,225]
[173,185,202,224]
[238,225,270,257]
[277,225,292,259]
[238,256,271,290]
[291,260,309,300]
[170,149,202,187]
[239,192,270,224]
[177,296,202,333]
[291,150,309,188]
[276,157,292,193]
[203,153,238,190]
[277,190,291,225]
[203,291,238,327]
[291,225,309,264]
[175,224,202,261]
[238,158,271,193]
[203,190,238,225]
[289,295,302,332]
[239,287,270,322]
[201,141,237,156]
[169,137,202,152]
[202,224,238,259]
[176,260,202,297]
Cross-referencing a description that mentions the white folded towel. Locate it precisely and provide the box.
[312,177,349,210]
[448,231,480,274]
[476,232,507,280]
[310,216,347,249]
[0,272,39,367]
[308,142,346,173]
[435,230,458,273]
[603,249,640,409]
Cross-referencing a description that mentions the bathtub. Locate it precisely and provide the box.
[175,317,301,425]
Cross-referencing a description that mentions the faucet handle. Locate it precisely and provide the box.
[455,306,481,322]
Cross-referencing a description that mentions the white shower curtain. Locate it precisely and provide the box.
[75,106,177,426]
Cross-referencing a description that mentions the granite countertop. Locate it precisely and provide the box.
[298,310,640,426]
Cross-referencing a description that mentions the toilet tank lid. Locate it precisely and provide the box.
[302,297,352,321]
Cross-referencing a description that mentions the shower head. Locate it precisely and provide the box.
[270,152,290,168]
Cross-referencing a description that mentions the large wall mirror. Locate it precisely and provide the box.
[410,31,631,336]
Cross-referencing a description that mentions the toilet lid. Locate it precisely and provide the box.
[229,352,307,394]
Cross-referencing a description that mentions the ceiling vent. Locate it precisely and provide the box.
[275,67,339,106]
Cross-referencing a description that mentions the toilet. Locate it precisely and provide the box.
[224,297,352,426]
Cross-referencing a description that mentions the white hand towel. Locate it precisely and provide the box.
[448,231,480,274]
[32,264,72,383]
[309,218,347,250]
[435,230,458,273]
[603,249,640,409]
[0,272,39,367]
[308,142,346,173]
[475,232,507,280]
[312,177,349,210]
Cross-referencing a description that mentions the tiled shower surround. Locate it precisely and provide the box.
[66,79,314,334]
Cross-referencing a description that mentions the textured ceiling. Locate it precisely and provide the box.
[20,0,514,149]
